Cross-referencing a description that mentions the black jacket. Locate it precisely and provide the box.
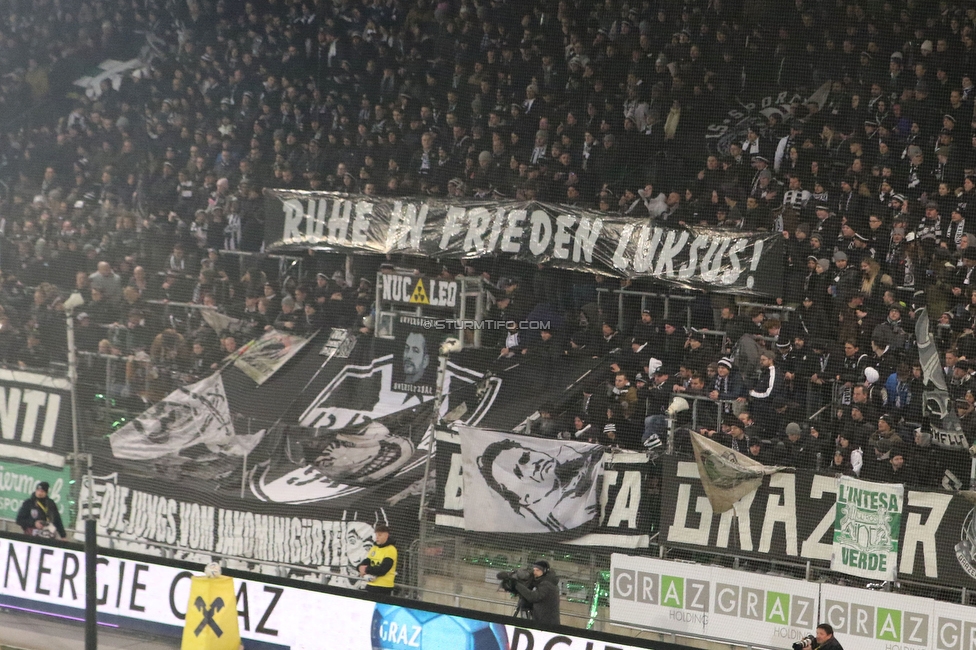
[816,635,844,650]
[514,570,561,626]
[16,495,66,538]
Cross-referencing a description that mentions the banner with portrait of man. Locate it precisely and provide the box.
[392,316,439,396]
[458,425,605,534]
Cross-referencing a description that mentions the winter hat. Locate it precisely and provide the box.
[785,422,802,437]
[817,258,831,272]
[533,560,551,573]
[718,357,734,369]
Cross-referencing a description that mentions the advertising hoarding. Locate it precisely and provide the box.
[610,553,820,649]
[0,534,678,650]
[821,582,976,650]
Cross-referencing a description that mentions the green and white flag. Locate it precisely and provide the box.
[831,476,903,580]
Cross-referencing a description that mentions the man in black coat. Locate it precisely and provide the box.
[16,482,67,539]
[777,422,815,468]
[514,560,561,626]
[815,623,845,650]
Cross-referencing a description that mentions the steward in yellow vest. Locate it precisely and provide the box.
[358,524,397,595]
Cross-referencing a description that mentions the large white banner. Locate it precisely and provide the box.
[831,476,903,581]
[232,329,313,385]
[458,425,604,533]
[0,536,662,650]
[610,553,820,649]
[108,374,266,460]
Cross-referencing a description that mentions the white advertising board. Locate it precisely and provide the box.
[0,536,665,650]
[821,582,976,650]
[610,553,820,649]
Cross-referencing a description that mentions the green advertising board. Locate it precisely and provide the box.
[0,460,72,528]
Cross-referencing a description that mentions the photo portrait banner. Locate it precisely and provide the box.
[392,316,440,397]
[263,191,784,295]
[457,425,604,534]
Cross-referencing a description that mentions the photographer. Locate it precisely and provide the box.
[814,624,843,650]
[512,560,561,626]
[16,482,66,540]
[795,624,843,650]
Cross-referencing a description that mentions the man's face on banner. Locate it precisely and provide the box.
[493,445,557,504]
[402,332,430,383]
[344,522,376,568]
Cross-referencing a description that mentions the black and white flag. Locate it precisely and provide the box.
[109,374,264,460]
[458,425,604,533]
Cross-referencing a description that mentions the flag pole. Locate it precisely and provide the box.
[85,516,97,650]
[418,349,451,521]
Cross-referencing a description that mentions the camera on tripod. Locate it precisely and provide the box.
[792,635,816,650]
[496,567,533,595]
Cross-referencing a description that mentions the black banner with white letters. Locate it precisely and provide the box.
[434,429,654,548]
[0,368,73,468]
[659,456,976,589]
[78,470,408,585]
[263,191,784,296]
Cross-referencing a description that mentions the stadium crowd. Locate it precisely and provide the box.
[0,0,973,481]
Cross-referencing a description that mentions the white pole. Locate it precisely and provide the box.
[417,352,450,520]
[241,449,248,499]
[66,308,82,511]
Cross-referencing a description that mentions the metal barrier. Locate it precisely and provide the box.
[697,328,731,354]
[144,298,217,331]
[736,301,795,322]
[595,287,696,332]
[217,249,305,283]
[76,350,152,423]
[678,393,733,432]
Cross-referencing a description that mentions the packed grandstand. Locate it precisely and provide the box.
[2,0,976,645]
